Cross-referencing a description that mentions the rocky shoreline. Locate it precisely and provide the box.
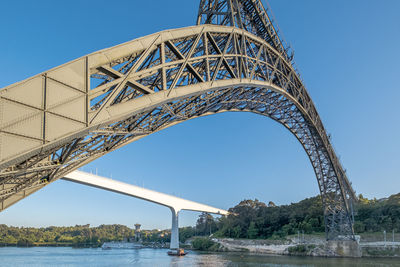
[203,237,400,258]
[211,238,334,257]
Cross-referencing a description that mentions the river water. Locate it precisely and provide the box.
[0,247,399,266]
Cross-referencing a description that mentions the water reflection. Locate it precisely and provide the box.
[0,247,399,267]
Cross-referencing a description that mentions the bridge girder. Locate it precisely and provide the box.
[0,4,355,240]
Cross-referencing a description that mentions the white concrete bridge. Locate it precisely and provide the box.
[62,170,228,250]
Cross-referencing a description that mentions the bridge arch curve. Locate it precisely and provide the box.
[0,23,355,240]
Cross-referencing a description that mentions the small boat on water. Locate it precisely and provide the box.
[167,248,187,256]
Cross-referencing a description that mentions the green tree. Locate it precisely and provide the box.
[196,213,217,236]
[247,222,258,239]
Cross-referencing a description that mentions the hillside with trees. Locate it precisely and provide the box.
[199,193,400,239]
[1,193,399,247]
[0,224,136,247]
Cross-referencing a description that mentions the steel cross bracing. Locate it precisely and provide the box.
[0,1,356,240]
[197,0,293,62]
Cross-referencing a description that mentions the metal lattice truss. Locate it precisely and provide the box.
[0,0,355,240]
[198,0,293,62]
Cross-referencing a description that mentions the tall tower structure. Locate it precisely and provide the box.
[134,223,142,242]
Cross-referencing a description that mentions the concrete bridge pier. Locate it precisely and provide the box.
[170,208,180,250]
[61,170,228,252]
[326,240,362,257]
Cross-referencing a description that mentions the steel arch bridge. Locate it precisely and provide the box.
[0,0,356,240]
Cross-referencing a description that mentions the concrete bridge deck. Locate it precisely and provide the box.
[62,170,228,249]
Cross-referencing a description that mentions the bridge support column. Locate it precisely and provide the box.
[170,208,180,250]
[325,240,362,257]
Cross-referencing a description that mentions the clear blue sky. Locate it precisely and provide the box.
[1,0,399,230]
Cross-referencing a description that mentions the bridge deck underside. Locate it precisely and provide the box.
[0,24,354,240]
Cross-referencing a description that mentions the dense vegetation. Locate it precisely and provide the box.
[211,197,324,239]
[2,193,399,247]
[200,193,400,239]
[191,237,220,251]
[0,224,135,247]
[354,193,400,233]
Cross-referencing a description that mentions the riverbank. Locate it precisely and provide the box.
[210,237,334,257]
[191,234,400,258]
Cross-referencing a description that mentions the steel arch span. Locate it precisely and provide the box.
[0,0,356,240]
